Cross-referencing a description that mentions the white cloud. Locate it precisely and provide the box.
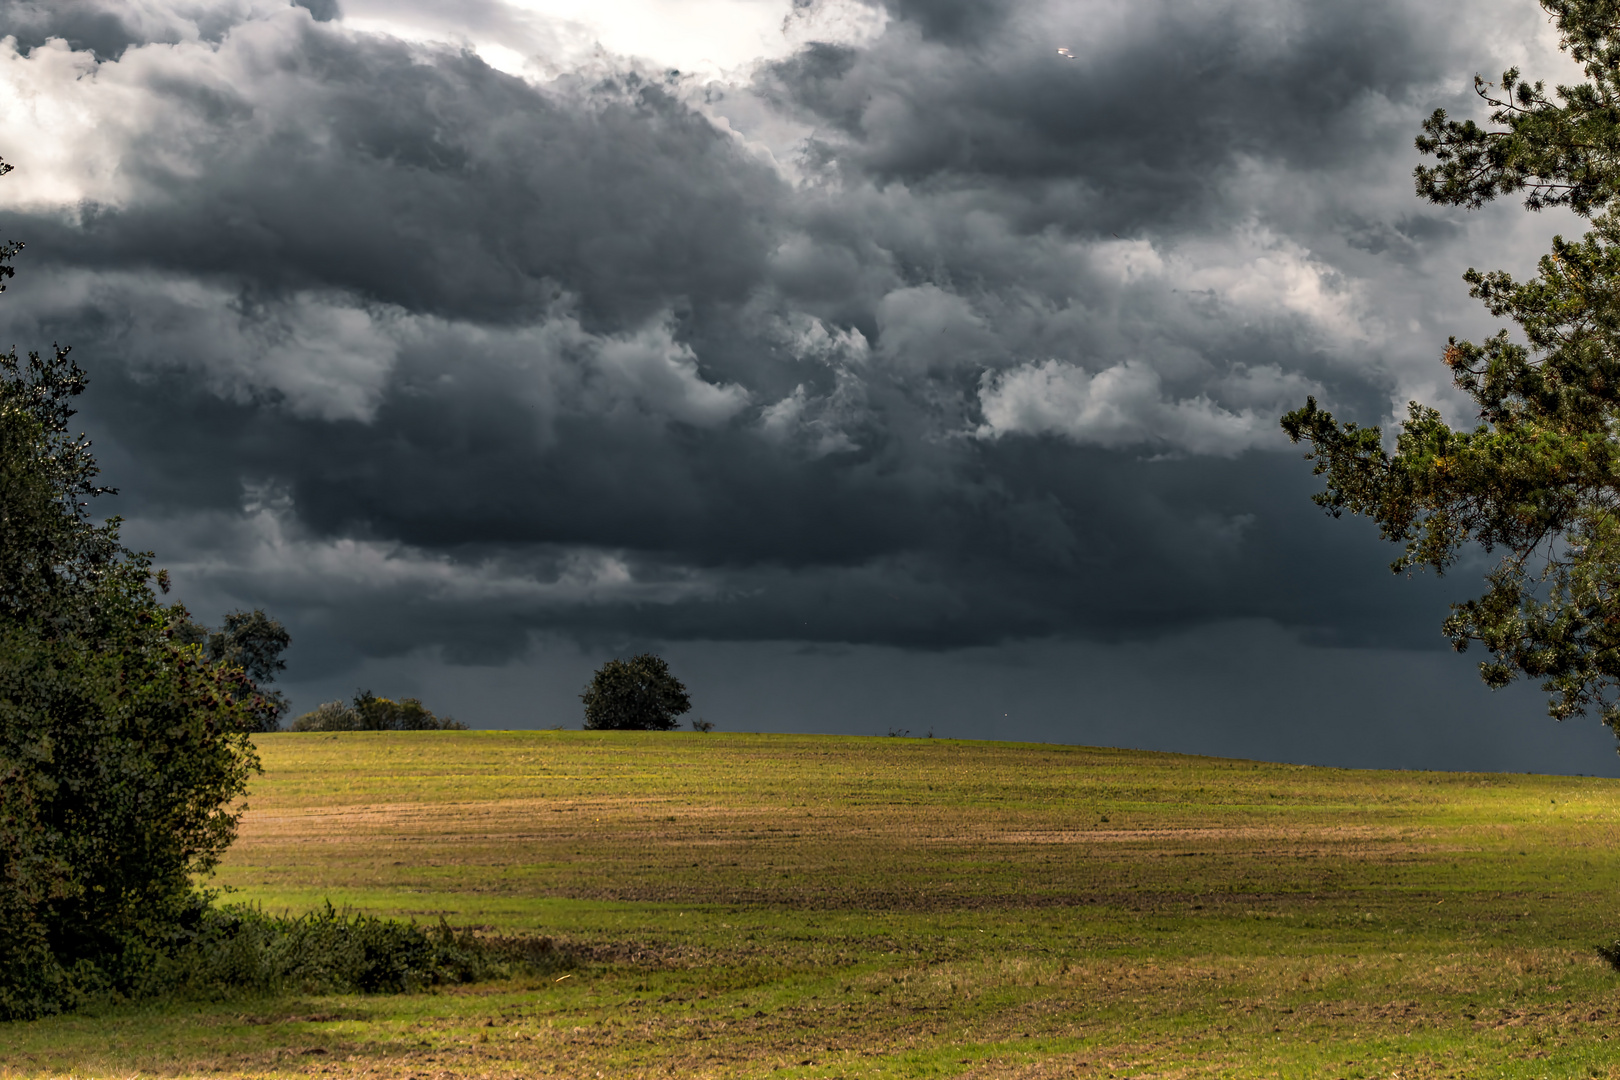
[340,0,886,82]
[143,482,717,607]
[758,370,864,456]
[976,359,1290,456]
[0,8,352,211]
[0,36,135,210]
[756,313,870,454]
[588,316,752,426]
[1086,223,1375,346]
[955,223,1356,455]
[8,270,403,420]
[2,270,752,426]
[775,311,870,367]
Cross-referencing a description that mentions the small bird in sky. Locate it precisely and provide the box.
[1057,47,1075,59]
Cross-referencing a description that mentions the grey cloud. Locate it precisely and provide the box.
[0,0,1572,710]
[0,0,279,57]
[759,0,1464,229]
[874,0,1011,45]
[7,23,782,331]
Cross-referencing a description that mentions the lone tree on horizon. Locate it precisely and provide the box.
[580,653,692,731]
[1283,0,1620,746]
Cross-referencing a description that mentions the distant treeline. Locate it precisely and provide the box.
[290,690,466,732]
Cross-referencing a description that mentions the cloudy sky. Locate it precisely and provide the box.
[1,0,1614,773]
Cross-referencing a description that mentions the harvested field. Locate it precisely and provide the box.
[6,730,1620,1078]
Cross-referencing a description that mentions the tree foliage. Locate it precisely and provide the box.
[1414,0,1620,214]
[290,690,466,731]
[0,346,121,635]
[1283,0,1620,743]
[175,609,292,730]
[0,160,278,1018]
[580,654,692,731]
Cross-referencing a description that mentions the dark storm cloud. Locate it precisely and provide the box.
[0,0,1565,678]
[9,47,782,326]
[763,0,1464,230]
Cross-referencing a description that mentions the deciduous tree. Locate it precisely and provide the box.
[0,158,277,1017]
[176,608,292,729]
[580,654,692,731]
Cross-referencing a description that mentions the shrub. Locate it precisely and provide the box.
[290,700,360,732]
[290,690,466,732]
[148,902,570,998]
[580,653,691,730]
[0,610,274,1019]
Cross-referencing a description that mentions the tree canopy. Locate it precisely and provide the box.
[1282,0,1620,744]
[580,654,692,731]
[175,608,292,729]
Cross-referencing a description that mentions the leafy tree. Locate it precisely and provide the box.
[0,356,121,634]
[1282,0,1620,743]
[175,609,292,730]
[580,653,692,731]
[0,159,276,1018]
[351,689,456,730]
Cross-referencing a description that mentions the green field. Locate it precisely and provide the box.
[7,730,1620,1079]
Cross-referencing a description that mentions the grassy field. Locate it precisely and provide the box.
[7,730,1620,1079]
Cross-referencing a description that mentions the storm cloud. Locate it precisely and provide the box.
[0,0,1607,769]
